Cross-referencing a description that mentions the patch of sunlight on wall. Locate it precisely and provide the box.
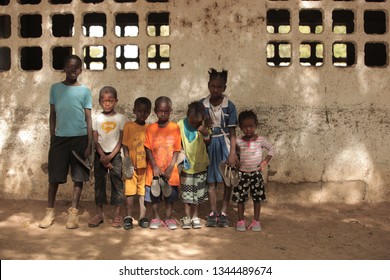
[18,129,34,144]
[0,120,9,153]
[295,70,321,105]
[180,77,207,100]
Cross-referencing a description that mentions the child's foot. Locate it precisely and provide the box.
[205,211,218,227]
[149,218,162,229]
[181,216,191,229]
[112,216,123,228]
[247,220,261,231]
[236,220,246,232]
[123,216,133,230]
[39,207,55,229]
[139,218,150,228]
[165,219,177,230]
[88,214,104,228]
[217,212,229,228]
[191,217,202,229]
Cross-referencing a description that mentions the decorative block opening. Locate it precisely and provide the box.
[365,0,386,2]
[147,12,170,37]
[83,45,106,70]
[50,0,72,4]
[21,46,42,70]
[52,46,74,70]
[267,41,291,67]
[115,13,139,37]
[299,10,323,34]
[20,14,42,38]
[19,0,40,4]
[332,42,356,67]
[364,10,387,34]
[364,43,388,67]
[83,13,106,37]
[52,14,74,37]
[81,0,104,3]
[332,10,354,34]
[0,14,11,38]
[0,0,10,5]
[0,47,11,71]
[148,44,170,70]
[114,0,137,2]
[267,10,290,34]
[146,0,169,2]
[300,42,323,66]
[116,45,140,70]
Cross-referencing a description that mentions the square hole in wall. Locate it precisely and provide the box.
[19,0,40,4]
[365,43,388,67]
[114,0,137,2]
[52,46,74,70]
[300,42,323,66]
[0,47,11,71]
[267,10,290,34]
[21,46,42,70]
[116,45,140,70]
[50,0,72,4]
[115,13,139,37]
[83,45,106,70]
[147,12,170,36]
[148,44,170,69]
[364,11,386,34]
[299,10,323,34]
[146,0,169,2]
[20,14,42,38]
[332,42,356,67]
[83,13,106,37]
[365,0,386,2]
[52,14,74,37]
[332,10,354,34]
[1,0,10,5]
[0,14,11,38]
[267,42,291,66]
[82,0,103,3]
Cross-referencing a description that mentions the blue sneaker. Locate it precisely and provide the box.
[205,212,218,227]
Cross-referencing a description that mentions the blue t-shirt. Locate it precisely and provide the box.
[50,82,92,137]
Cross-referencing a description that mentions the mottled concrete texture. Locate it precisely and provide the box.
[0,1,389,202]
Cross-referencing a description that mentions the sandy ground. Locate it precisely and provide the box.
[0,198,389,260]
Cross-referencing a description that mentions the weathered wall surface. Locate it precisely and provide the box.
[0,0,389,202]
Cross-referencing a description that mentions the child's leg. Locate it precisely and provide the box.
[208,183,217,213]
[47,182,59,208]
[151,202,160,219]
[126,196,134,217]
[184,203,191,218]
[237,203,245,221]
[165,201,173,219]
[253,202,261,221]
[138,196,146,219]
[192,204,200,218]
[71,182,83,209]
[221,185,232,214]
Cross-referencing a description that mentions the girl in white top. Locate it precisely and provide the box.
[233,110,275,232]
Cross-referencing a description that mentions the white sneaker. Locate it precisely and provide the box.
[191,217,202,229]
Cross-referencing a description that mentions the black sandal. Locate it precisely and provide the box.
[123,216,133,230]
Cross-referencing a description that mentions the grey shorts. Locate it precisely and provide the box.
[48,135,89,184]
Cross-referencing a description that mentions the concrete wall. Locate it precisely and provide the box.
[1,0,389,203]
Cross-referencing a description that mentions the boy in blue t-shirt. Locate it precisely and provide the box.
[39,55,92,230]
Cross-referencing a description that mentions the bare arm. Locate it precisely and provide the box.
[84,108,92,158]
[228,126,238,167]
[146,147,161,177]
[49,104,56,137]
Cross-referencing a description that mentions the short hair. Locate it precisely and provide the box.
[99,86,117,100]
[238,110,259,126]
[134,97,152,110]
[63,55,82,68]
[155,96,172,108]
[208,68,228,84]
[187,101,206,118]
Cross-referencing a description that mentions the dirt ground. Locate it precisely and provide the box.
[0,198,389,260]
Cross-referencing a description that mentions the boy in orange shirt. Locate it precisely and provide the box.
[144,96,181,230]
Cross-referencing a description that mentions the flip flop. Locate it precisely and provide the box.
[151,177,161,197]
[123,157,134,179]
[88,214,103,228]
[218,161,231,187]
[112,216,123,228]
[159,177,172,197]
[123,216,133,230]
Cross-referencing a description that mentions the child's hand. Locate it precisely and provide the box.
[227,152,238,168]
[259,160,268,171]
[100,155,111,166]
[203,116,213,129]
[152,165,162,177]
[104,162,113,169]
[164,165,174,181]
[197,125,209,136]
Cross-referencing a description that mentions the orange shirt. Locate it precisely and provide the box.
[122,121,149,169]
[144,121,181,186]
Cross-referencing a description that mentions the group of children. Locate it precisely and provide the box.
[39,55,275,232]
